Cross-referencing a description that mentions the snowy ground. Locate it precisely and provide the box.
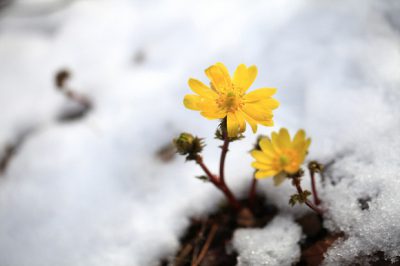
[0,0,400,265]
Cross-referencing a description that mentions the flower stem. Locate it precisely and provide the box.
[310,170,321,205]
[248,176,258,206]
[292,177,323,215]
[219,130,229,186]
[195,155,242,211]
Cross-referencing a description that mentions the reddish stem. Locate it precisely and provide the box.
[219,131,229,186]
[195,155,242,211]
[293,177,323,215]
[248,176,258,206]
[195,155,219,186]
[310,170,321,205]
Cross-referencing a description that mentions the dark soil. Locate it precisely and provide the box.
[160,195,399,266]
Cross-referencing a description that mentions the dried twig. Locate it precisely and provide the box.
[192,223,218,266]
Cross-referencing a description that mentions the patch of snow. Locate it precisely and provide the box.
[233,215,302,266]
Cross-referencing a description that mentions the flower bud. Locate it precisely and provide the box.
[173,133,204,160]
[308,161,323,173]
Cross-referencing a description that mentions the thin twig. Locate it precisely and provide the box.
[192,224,218,266]
[191,221,207,265]
[174,243,193,266]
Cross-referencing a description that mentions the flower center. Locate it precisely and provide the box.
[276,149,300,173]
[216,91,243,113]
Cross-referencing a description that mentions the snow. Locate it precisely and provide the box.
[233,215,302,266]
[0,0,400,265]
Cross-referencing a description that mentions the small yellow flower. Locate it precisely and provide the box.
[183,63,279,137]
[251,128,311,185]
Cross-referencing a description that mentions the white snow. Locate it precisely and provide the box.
[233,215,302,266]
[0,0,400,265]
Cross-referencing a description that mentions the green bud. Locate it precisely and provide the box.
[173,133,204,160]
[308,161,323,173]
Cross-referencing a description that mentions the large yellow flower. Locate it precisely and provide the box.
[183,63,279,137]
[251,128,311,184]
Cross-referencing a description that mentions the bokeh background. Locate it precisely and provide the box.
[1,0,400,265]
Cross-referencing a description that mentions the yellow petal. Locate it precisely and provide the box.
[259,138,275,156]
[235,111,246,133]
[188,79,217,99]
[255,170,277,179]
[244,88,277,103]
[273,172,287,186]
[196,99,219,112]
[227,112,239,137]
[239,110,258,133]
[183,95,202,110]
[246,66,258,91]
[250,150,270,163]
[251,161,273,170]
[256,98,280,109]
[205,63,231,92]
[293,129,306,148]
[233,64,258,92]
[260,119,274,127]
[271,132,282,152]
[242,104,273,121]
[200,111,226,120]
[305,138,311,150]
[279,128,291,148]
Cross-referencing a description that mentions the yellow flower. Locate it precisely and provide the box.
[251,128,311,185]
[183,63,279,137]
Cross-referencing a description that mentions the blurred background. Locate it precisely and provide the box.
[0,0,400,265]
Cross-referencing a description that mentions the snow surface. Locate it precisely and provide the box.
[233,215,302,266]
[0,0,400,265]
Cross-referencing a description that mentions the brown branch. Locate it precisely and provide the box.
[192,223,218,266]
[191,221,207,265]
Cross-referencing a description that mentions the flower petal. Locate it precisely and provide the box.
[250,150,270,163]
[183,95,202,110]
[255,170,277,179]
[235,111,246,133]
[279,128,291,148]
[188,79,217,99]
[271,132,282,152]
[244,88,277,103]
[205,63,231,92]
[256,98,280,109]
[273,172,287,186]
[260,119,274,127]
[239,110,258,133]
[259,138,275,156]
[242,104,273,121]
[227,112,239,137]
[233,64,258,92]
[251,161,273,170]
[200,111,225,120]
